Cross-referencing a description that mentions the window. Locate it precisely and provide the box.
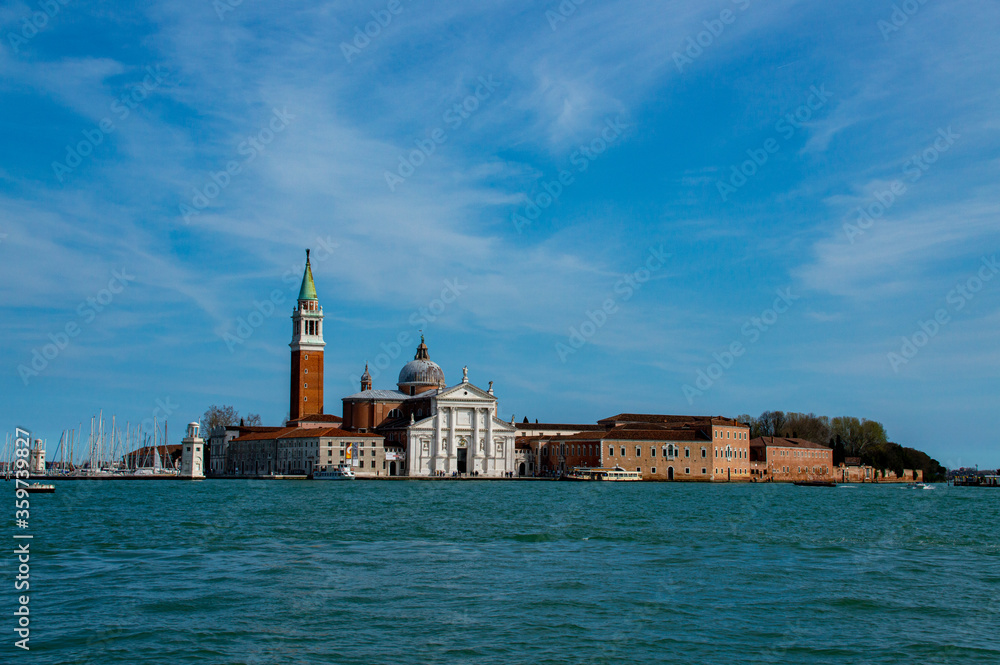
[609,446,614,457]
[701,447,707,458]
[702,468,707,474]
[636,446,641,457]
[304,368,308,374]
[303,383,308,388]
[685,447,690,458]
[651,467,656,474]
[651,447,656,457]
[685,467,691,474]
[304,397,308,401]
[621,447,626,457]
[636,468,641,474]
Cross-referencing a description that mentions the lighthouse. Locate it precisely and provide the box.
[179,422,205,479]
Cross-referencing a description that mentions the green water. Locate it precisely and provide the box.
[6,480,999,664]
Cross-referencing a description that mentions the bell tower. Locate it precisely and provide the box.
[289,249,325,421]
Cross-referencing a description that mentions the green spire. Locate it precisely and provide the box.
[297,249,318,301]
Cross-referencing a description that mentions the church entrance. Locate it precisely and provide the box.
[389,461,397,476]
[518,462,525,477]
[668,466,674,480]
[457,448,468,474]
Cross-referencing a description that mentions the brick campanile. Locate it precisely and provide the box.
[289,249,325,420]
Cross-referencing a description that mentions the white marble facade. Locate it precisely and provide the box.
[406,378,516,477]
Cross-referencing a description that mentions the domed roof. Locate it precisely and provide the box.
[397,337,445,390]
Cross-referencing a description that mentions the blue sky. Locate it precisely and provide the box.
[1,0,998,468]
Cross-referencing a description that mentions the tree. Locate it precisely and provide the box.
[758,411,787,437]
[201,405,240,434]
[857,419,888,454]
[831,416,863,455]
[781,412,831,443]
[832,435,846,466]
[244,413,263,426]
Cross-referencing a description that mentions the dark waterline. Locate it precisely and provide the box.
[10,480,1000,664]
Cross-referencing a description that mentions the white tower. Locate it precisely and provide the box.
[180,422,205,479]
[29,439,46,475]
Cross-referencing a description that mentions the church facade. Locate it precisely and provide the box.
[219,250,516,478]
[342,339,517,477]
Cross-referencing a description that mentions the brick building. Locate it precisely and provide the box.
[749,436,834,482]
[524,414,751,481]
[227,426,386,476]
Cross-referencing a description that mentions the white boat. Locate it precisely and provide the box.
[565,466,642,481]
[313,464,356,480]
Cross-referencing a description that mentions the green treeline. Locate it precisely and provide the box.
[734,411,947,482]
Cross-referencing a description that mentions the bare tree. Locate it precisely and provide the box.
[244,413,263,426]
[758,411,787,437]
[201,405,240,434]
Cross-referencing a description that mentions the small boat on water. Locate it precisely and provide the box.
[313,464,356,480]
[793,480,836,487]
[906,482,934,490]
[26,483,56,493]
[565,466,642,482]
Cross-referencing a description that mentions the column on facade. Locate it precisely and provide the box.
[434,406,444,474]
[446,407,456,473]
[472,407,482,474]
[486,406,494,473]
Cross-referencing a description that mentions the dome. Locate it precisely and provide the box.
[397,359,445,387]
[397,336,445,393]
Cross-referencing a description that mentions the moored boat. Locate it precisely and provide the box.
[793,480,836,487]
[313,464,356,480]
[26,483,56,493]
[565,466,642,482]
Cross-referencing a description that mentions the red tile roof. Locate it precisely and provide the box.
[516,423,606,431]
[287,413,343,424]
[544,428,711,443]
[232,427,381,442]
[598,413,746,428]
[749,436,831,451]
